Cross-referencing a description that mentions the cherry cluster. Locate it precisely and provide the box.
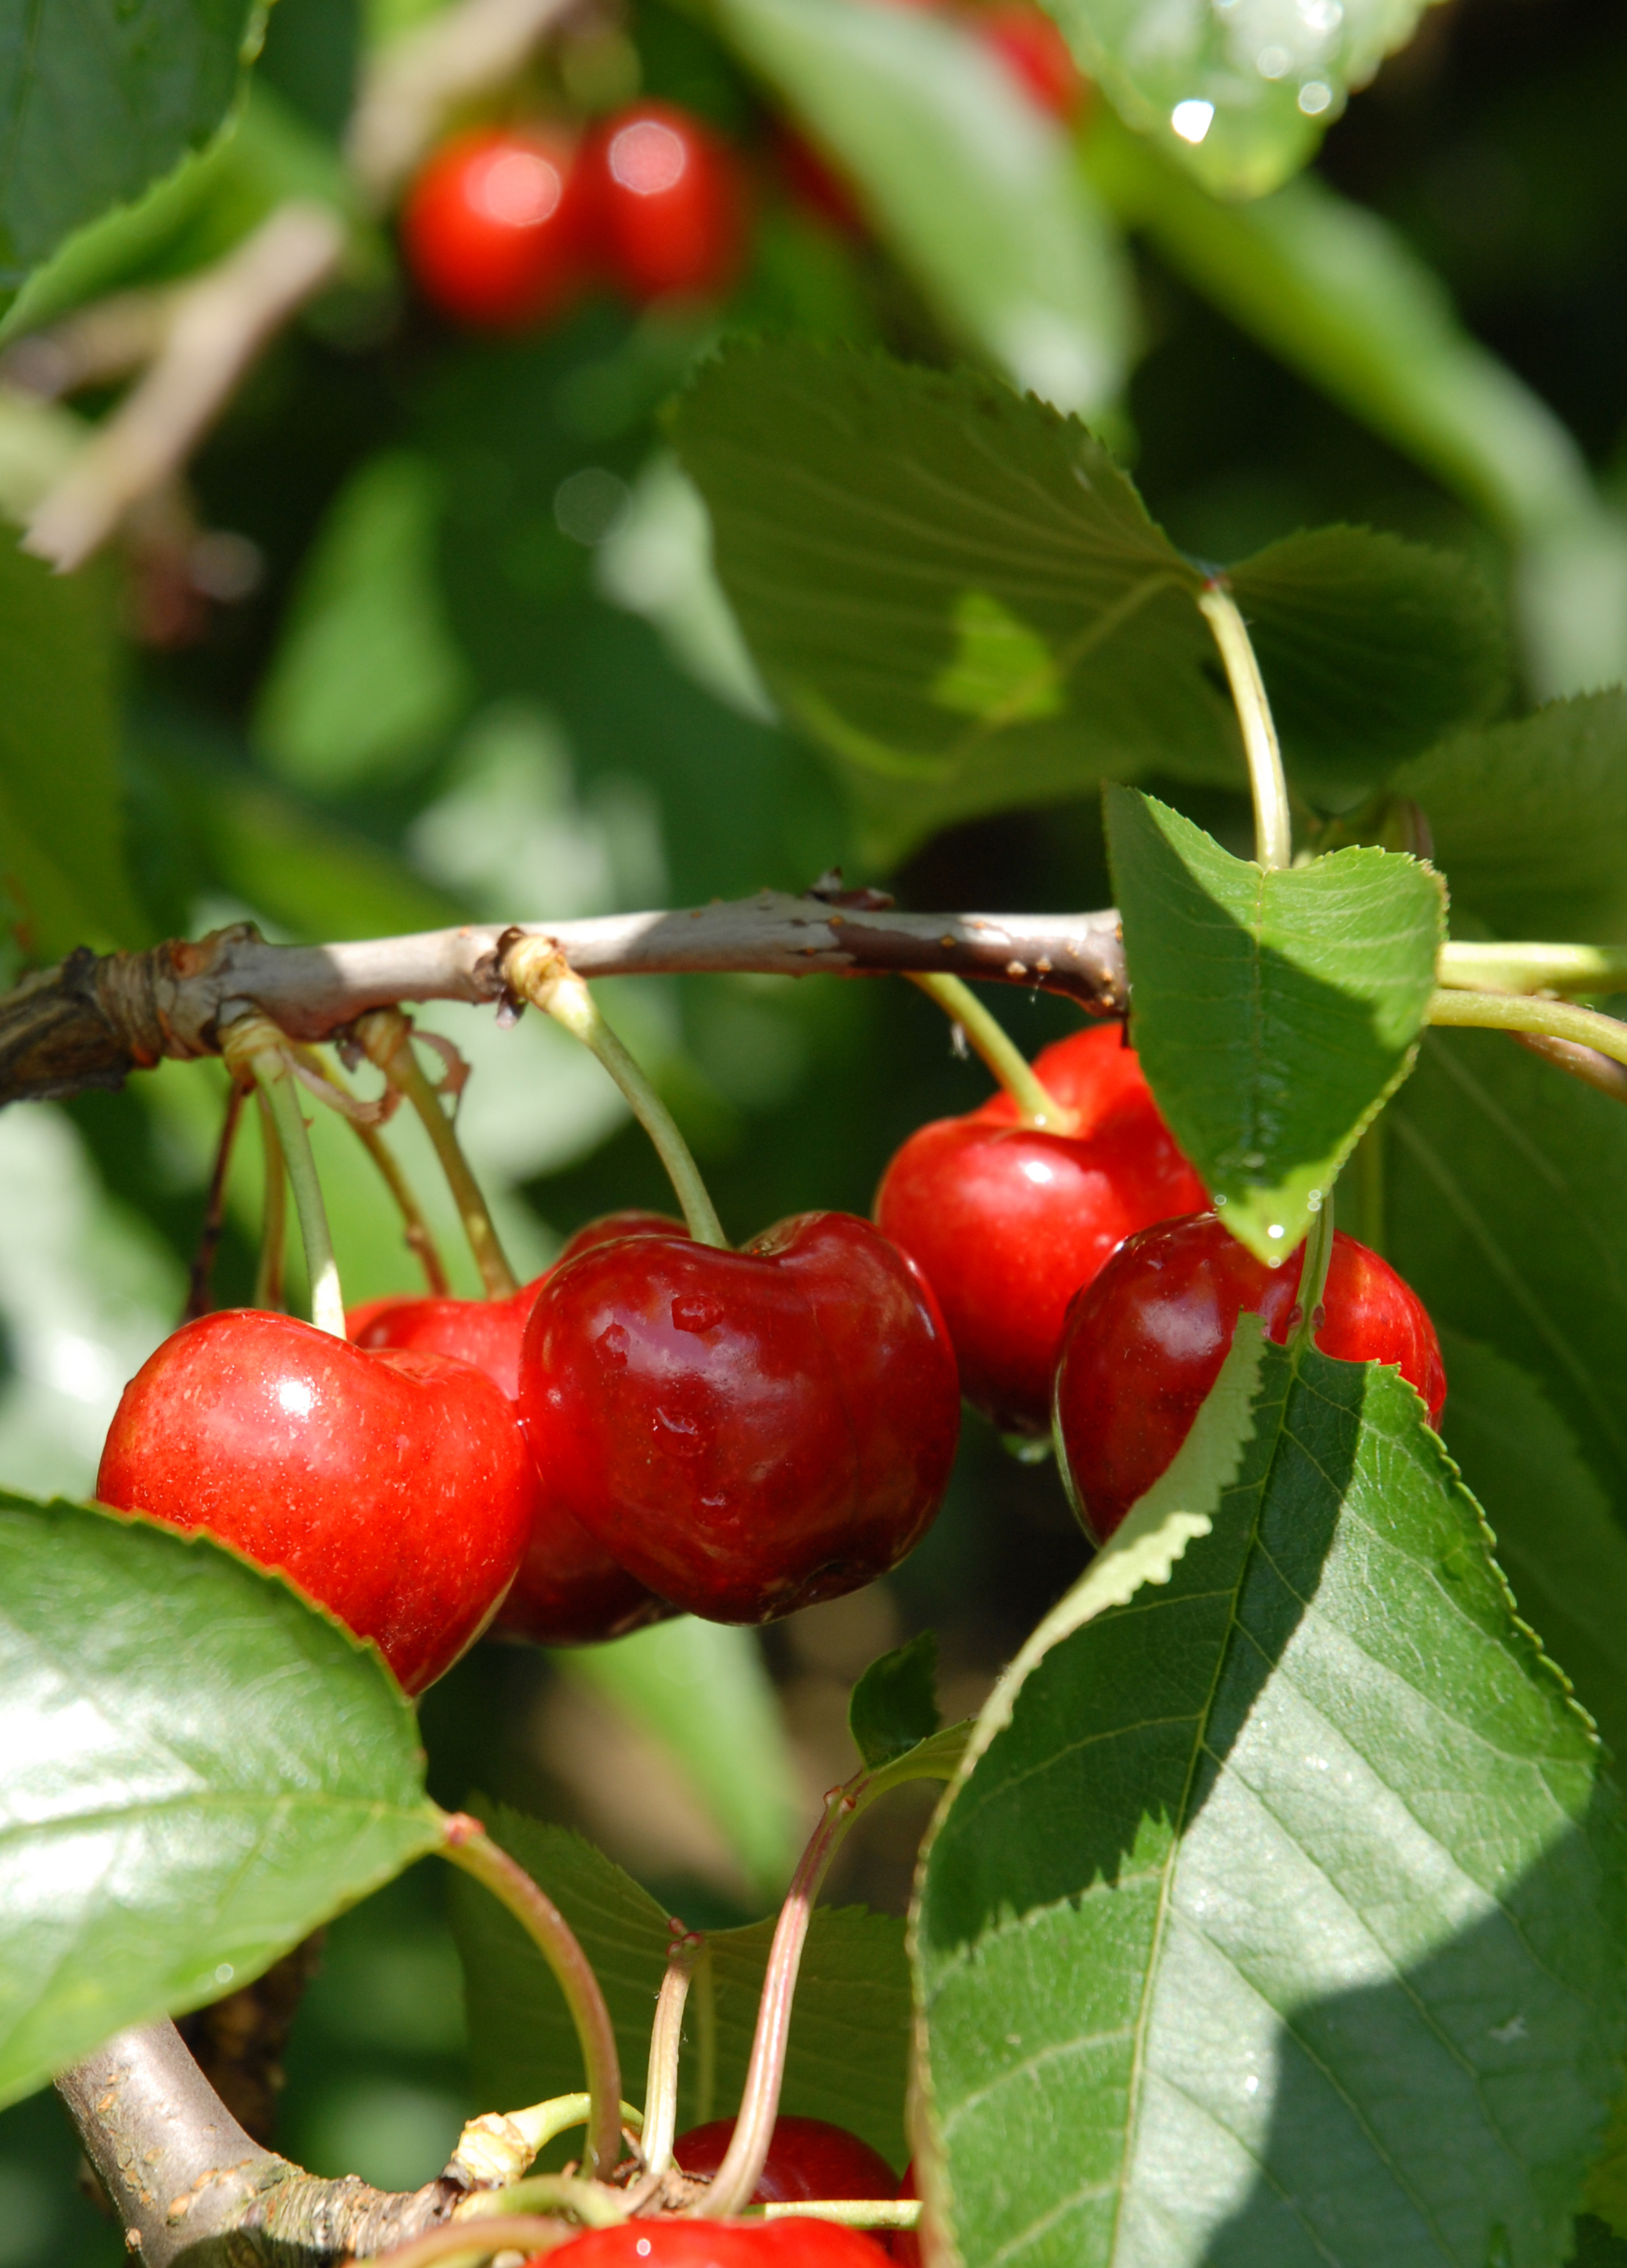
[93,1008,1443,1709]
[398,0,1087,333]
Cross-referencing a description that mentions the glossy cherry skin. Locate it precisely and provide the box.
[519,1213,960,1624]
[674,2116,898,2206]
[350,1213,691,1647]
[402,127,587,329]
[977,1,1089,120]
[875,1023,1206,1436]
[539,2220,891,2263]
[585,102,749,302]
[1053,1213,1449,1545]
[96,1310,535,1693]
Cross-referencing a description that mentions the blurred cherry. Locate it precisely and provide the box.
[586,101,749,300]
[976,1,1089,120]
[1053,1212,1448,1543]
[403,126,587,328]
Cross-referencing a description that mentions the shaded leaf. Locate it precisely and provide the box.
[1395,694,1627,943]
[711,0,1130,414]
[850,1633,941,1770]
[0,548,147,957]
[452,1809,912,2170]
[560,1619,803,1905]
[1436,1330,1627,1769]
[915,1323,1627,2268]
[1053,0,1442,201]
[1106,787,1443,1261]
[0,0,265,290]
[1384,1031,1627,1518]
[0,1495,442,2109]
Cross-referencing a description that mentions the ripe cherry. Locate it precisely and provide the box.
[585,101,749,302]
[976,1,1089,120]
[538,2219,891,2261]
[519,1213,960,1624]
[875,1023,1206,1436]
[1053,1212,1448,1544]
[350,1212,691,1648]
[96,1311,535,1693]
[673,2116,898,2205]
[887,2164,919,2263]
[402,126,587,329]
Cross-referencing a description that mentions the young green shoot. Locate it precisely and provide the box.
[504,938,728,1248]
[909,971,1078,1132]
[354,1009,520,1299]
[1199,580,1292,871]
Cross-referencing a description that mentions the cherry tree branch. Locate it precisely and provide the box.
[0,895,1128,1108]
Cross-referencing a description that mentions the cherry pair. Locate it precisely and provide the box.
[404,101,746,330]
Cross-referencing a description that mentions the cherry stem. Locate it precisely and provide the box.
[251,1087,288,1313]
[642,1929,706,2178]
[1436,939,1627,995]
[184,1077,245,1322]
[438,1813,623,2179]
[1427,984,1627,1070]
[1199,581,1291,871]
[295,1046,452,1297]
[764,2202,924,2230]
[1289,1198,1337,1362]
[354,1009,520,1299]
[907,972,1078,1132]
[230,1025,345,1338]
[456,2173,628,2228]
[352,2213,585,2267]
[504,939,728,1248]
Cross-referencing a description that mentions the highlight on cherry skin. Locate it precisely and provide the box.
[673,2115,899,2205]
[95,1308,536,1694]
[585,100,749,302]
[535,2220,892,2263]
[402,127,588,329]
[876,1022,1207,1435]
[519,1209,960,1626]
[1053,1211,1448,1545]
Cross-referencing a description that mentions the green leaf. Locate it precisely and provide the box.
[0,547,147,956]
[1436,1331,1627,1770]
[673,339,1231,866]
[1050,0,1436,198]
[1106,787,1444,1261]
[256,452,471,794]
[0,1494,442,2108]
[914,1322,1627,2268]
[452,1808,912,2170]
[559,1619,803,1905]
[0,0,266,291]
[850,1633,942,1770]
[1228,526,1507,806]
[709,0,1130,416]
[1384,1030,1627,1520]
[1394,695,1627,943]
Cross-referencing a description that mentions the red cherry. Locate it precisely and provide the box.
[350,1211,692,1648]
[96,1310,535,1693]
[674,2116,897,2205]
[585,102,749,302]
[975,2,1089,120]
[875,1024,1206,1435]
[538,2220,892,2263]
[1053,1213,1449,1544]
[519,1214,960,1623]
[402,126,587,329]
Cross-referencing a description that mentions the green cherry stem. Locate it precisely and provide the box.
[227,1018,344,1338]
[1426,984,1627,1069]
[438,1813,624,2180]
[1289,1195,1337,1362]
[764,2202,924,2230]
[1436,939,1627,995]
[1199,580,1291,871]
[907,971,1078,1132]
[356,2214,582,2267]
[642,1929,706,2178]
[456,2173,628,2228]
[251,1087,288,1313]
[184,1077,247,1322]
[354,1009,520,1300]
[294,1045,452,1298]
[504,938,728,1249]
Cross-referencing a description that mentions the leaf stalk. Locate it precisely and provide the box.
[1198,581,1292,870]
[907,972,1078,1130]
